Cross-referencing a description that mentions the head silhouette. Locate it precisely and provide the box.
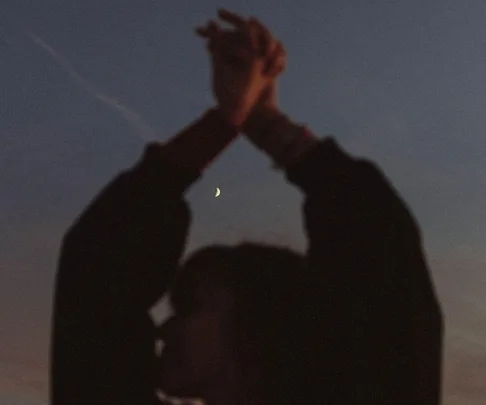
[157,241,323,405]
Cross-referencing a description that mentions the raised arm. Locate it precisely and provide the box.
[51,8,283,401]
[287,130,443,405]
[244,59,444,405]
[50,108,242,405]
[202,11,444,405]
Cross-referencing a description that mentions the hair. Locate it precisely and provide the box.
[174,241,324,405]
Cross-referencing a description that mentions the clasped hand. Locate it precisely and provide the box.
[196,9,286,127]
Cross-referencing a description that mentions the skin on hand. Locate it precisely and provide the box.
[196,9,287,127]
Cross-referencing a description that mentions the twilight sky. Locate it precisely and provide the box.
[1,0,486,404]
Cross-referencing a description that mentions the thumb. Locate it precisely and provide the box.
[258,81,278,108]
[265,41,286,77]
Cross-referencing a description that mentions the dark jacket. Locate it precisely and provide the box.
[50,135,443,405]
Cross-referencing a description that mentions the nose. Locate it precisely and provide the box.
[157,315,176,341]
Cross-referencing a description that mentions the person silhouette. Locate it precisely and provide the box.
[51,8,443,405]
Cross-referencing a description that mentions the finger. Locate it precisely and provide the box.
[208,38,220,56]
[207,20,222,37]
[250,17,273,56]
[245,19,261,54]
[270,57,285,76]
[215,42,252,67]
[204,21,223,53]
[196,20,211,37]
[196,20,221,36]
[217,8,247,28]
[195,26,210,37]
[267,42,286,76]
[263,39,280,74]
[272,51,286,76]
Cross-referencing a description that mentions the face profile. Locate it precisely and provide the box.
[157,265,237,401]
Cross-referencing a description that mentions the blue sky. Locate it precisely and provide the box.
[1,0,485,404]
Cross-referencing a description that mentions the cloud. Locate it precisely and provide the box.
[26,32,158,143]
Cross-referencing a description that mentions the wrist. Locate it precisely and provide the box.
[242,108,320,170]
[216,105,249,130]
[242,104,281,137]
[161,108,240,173]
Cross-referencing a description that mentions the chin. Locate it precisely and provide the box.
[159,383,203,401]
[158,366,202,399]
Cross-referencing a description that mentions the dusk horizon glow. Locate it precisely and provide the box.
[1,1,485,404]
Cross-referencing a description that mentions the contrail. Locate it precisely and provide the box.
[26,32,158,143]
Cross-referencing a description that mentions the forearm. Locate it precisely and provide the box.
[160,107,241,173]
[243,106,320,169]
[51,107,243,404]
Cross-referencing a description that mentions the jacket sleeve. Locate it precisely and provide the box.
[284,136,443,405]
[50,144,201,405]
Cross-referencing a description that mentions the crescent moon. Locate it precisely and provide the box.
[214,187,221,198]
